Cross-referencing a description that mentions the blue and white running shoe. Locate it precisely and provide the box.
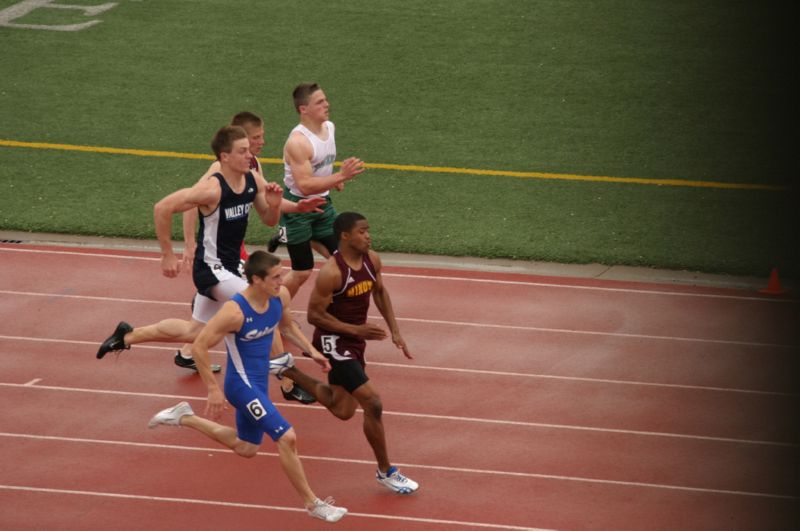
[269,352,295,379]
[376,466,419,494]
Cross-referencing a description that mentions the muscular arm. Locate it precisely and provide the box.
[154,176,221,277]
[307,259,387,340]
[181,208,197,270]
[193,300,243,418]
[284,132,363,196]
[369,251,412,359]
[276,287,330,372]
[280,196,326,214]
[251,176,282,227]
[180,162,222,267]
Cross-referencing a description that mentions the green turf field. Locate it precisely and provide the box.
[0,1,796,277]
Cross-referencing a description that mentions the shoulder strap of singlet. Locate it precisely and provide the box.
[198,173,225,218]
[332,251,350,296]
[244,170,255,188]
[270,295,282,317]
[232,292,282,318]
[231,292,247,312]
[362,252,377,281]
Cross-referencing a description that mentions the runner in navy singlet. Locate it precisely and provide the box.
[173,112,326,383]
[96,126,284,360]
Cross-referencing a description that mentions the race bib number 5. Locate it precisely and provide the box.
[321,335,340,356]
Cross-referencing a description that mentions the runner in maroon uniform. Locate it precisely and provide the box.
[310,249,377,371]
[269,212,419,494]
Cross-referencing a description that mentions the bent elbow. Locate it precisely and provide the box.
[296,182,315,196]
[307,310,323,328]
[153,201,168,220]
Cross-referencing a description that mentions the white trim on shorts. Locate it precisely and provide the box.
[192,273,248,323]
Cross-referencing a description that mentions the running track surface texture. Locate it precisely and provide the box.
[0,242,798,531]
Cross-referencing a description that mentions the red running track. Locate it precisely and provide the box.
[0,243,798,530]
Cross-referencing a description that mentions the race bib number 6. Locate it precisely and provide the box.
[247,398,266,420]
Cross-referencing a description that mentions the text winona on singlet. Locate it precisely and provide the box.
[327,250,377,329]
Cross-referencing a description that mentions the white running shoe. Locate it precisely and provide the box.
[307,497,347,522]
[376,466,419,494]
[269,352,295,379]
[148,401,194,428]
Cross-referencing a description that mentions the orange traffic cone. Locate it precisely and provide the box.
[759,268,787,295]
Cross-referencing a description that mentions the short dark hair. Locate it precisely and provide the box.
[210,125,247,159]
[244,250,282,284]
[231,111,263,129]
[333,211,367,240]
[293,83,321,113]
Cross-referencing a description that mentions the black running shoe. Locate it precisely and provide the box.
[267,226,287,253]
[97,321,133,359]
[174,352,221,373]
[267,233,282,253]
[282,384,316,404]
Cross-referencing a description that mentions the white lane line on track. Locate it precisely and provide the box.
[0,289,794,348]
[1,382,796,448]
[1,246,793,302]
[0,484,545,530]
[0,334,796,397]
[0,434,796,500]
[0,289,188,307]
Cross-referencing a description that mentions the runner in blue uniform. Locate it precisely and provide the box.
[270,212,420,494]
[148,251,346,522]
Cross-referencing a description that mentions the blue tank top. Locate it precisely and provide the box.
[224,292,282,389]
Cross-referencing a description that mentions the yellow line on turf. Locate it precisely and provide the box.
[0,138,787,191]
[0,139,216,162]
[364,162,787,190]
